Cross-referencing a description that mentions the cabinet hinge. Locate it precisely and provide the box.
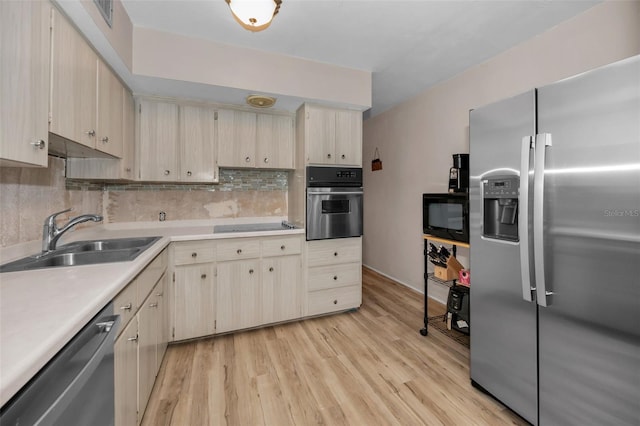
[172,327,175,338]
[139,104,142,114]
[214,267,217,277]
[172,272,175,283]
[48,112,52,124]
[214,111,218,120]
[214,320,217,330]
[306,112,310,119]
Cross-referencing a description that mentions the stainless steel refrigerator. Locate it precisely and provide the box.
[469,55,639,425]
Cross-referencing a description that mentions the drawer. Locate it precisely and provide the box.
[138,248,168,302]
[113,280,138,333]
[307,237,362,267]
[308,263,361,291]
[262,236,302,257]
[217,238,261,261]
[307,285,362,316]
[173,240,215,265]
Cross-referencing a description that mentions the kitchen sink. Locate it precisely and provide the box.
[0,236,161,273]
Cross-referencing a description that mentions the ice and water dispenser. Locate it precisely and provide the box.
[482,176,519,242]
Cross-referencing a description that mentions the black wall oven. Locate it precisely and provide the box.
[306,167,363,240]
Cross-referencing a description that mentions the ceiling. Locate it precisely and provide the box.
[120,0,599,117]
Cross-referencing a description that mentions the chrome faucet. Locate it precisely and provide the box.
[42,208,103,253]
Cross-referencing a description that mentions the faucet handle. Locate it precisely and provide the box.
[45,208,73,225]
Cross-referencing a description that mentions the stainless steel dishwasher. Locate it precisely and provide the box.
[0,303,120,425]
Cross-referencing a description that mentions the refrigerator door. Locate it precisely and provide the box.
[469,90,538,424]
[537,55,640,425]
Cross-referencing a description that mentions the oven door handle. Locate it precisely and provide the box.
[307,191,363,196]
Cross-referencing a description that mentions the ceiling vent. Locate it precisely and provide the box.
[246,94,276,108]
[94,0,113,28]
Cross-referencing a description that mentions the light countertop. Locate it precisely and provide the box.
[0,218,304,407]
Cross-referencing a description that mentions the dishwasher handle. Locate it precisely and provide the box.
[35,314,121,425]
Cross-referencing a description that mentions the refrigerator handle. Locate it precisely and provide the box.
[534,133,553,307]
[519,136,535,302]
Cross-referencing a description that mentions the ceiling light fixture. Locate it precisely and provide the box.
[246,94,276,108]
[225,0,282,32]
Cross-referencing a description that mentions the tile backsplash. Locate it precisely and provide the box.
[0,157,288,248]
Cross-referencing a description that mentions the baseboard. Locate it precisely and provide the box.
[362,264,448,305]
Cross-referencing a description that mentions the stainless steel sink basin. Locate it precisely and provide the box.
[0,236,161,273]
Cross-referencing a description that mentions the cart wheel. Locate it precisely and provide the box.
[420,328,428,336]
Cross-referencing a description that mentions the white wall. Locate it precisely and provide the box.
[362,0,640,300]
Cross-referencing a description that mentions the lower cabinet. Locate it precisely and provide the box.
[173,263,216,341]
[262,255,302,324]
[113,250,168,426]
[216,259,261,333]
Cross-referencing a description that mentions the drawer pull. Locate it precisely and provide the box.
[269,267,274,272]
[341,154,346,159]
[333,276,338,280]
[149,302,158,308]
[164,170,170,175]
[187,171,192,177]
[201,274,207,279]
[245,156,251,163]
[156,292,163,297]
[120,303,132,311]
[249,269,254,274]
[327,153,332,159]
[333,300,338,305]
[334,252,338,257]
[237,249,242,254]
[191,252,198,258]
[280,245,286,250]
[127,335,138,342]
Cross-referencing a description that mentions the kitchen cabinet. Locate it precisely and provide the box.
[50,8,98,149]
[306,237,362,316]
[216,258,262,333]
[96,59,124,158]
[301,104,362,166]
[261,255,302,323]
[217,109,257,168]
[114,317,138,426]
[172,240,217,341]
[66,87,136,180]
[137,99,179,181]
[137,285,158,420]
[179,105,218,182]
[218,109,295,169]
[0,0,50,167]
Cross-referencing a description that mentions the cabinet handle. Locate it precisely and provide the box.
[333,276,338,281]
[125,167,132,172]
[264,157,269,163]
[127,335,138,342]
[327,153,332,159]
[334,252,338,257]
[280,245,286,250]
[101,136,109,143]
[237,249,242,254]
[269,267,274,272]
[31,139,45,150]
[201,274,207,279]
[249,269,254,274]
[120,303,132,311]
[164,170,170,175]
[156,292,163,297]
[341,154,345,159]
[333,300,338,305]
[187,171,192,177]
[245,156,251,163]
[86,129,95,137]
[149,302,158,308]
[191,252,198,258]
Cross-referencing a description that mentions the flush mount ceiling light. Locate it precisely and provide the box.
[246,94,277,108]
[225,0,282,32]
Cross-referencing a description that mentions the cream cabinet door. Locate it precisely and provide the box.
[96,59,123,158]
[174,263,216,340]
[335,109,362,166]
[0,1,50,167]
[138,99,179,181]
[256,114,294,169]
[114,317,138,426]
[305,105,336,164]
[179,105,218,182]
[217,109,256,167]
[50,8,97,148]
[155,274,169,364]
[262,255,302,324]
[216,259,261,333]
[137,292,158,417]
[121,89,136,179]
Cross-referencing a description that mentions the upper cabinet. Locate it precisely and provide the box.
[0,1,50,167]
[302,104,362,166]
[137,98,219,183]
[50,8,98,149]
[96,60,124,158]
[218,109,294,169]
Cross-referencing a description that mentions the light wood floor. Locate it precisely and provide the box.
[142,267,527,426]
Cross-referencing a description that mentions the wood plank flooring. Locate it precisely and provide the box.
[142,267,527,426]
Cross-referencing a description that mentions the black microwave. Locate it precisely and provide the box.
[422,193,469,243]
